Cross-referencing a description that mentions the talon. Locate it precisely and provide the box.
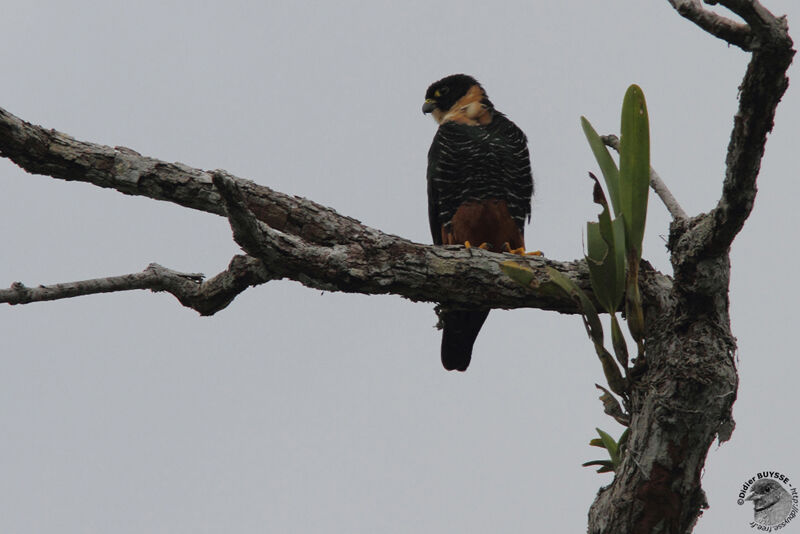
[504,243,543,256]
[464,241,490,250]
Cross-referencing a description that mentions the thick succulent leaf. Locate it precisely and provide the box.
[585,174,626,313]
[500,260,536,288]
[597,346,627,396]
[547,267,627,395]
[585,426,626,474]
[596,428,620,465]
[609,312,629,369]
[581,116,621,217]
[582,460,612,467]
[610,217,626,300]
[546,267,604,347]
[618,84,649,346]
[619,84,650,260]
[625,256,646,346]
[582,460,616,473]
[586,221,613,311]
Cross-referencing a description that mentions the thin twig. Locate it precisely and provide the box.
[0,267,182,304]
[0,256,273,316]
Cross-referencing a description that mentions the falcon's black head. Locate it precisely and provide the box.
[422,74,493,117]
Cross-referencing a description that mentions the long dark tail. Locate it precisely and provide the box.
[440,309,490,371]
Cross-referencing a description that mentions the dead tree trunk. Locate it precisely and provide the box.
[588,1,794,532]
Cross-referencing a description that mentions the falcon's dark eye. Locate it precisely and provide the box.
[439,86,449,95]
[764,486,772,492]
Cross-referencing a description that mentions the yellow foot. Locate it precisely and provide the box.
[464,241,490,250]
[504,243,543,256]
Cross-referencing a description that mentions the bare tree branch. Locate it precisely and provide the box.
[0,108,676,315]
[0,105,379,249]
[667,0,754,50]
[602,134,688,220]
[0,256,273,315]
[0,265,195,304]
[707,0,794,252]
[210,170,666,314]
[667,0,794,263]
[2,106,637,314]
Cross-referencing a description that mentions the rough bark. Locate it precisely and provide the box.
[587,1,794,533]
[0,1,793,533]
[0,107,672,315]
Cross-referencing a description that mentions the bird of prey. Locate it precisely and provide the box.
[746,478,793,526]
[422,74,534,371]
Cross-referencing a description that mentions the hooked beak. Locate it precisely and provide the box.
[422,99,437,114]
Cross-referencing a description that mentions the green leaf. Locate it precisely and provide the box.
[618,84,649,348]
[609,312,629,369]
[596,345,627,396]
[585,427,629,474]
[581,460,615,474]
[546,267,603,347]
[546,267,627,395]
[619,84,650,261]
[500,260,536,288]
[625,254,645,346]
[586,221,613,309]
[581,116,621,217]
[610,217,626,299]
[585,174,626,314]
[596,427,620,465]
[582,460,614,468]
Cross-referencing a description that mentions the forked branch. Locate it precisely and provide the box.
[666,0,794,261]
[0,257,273,315]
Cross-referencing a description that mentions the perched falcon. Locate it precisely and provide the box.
[422,74,534,371]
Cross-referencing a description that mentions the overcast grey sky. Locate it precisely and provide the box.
[1,1,798,532]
